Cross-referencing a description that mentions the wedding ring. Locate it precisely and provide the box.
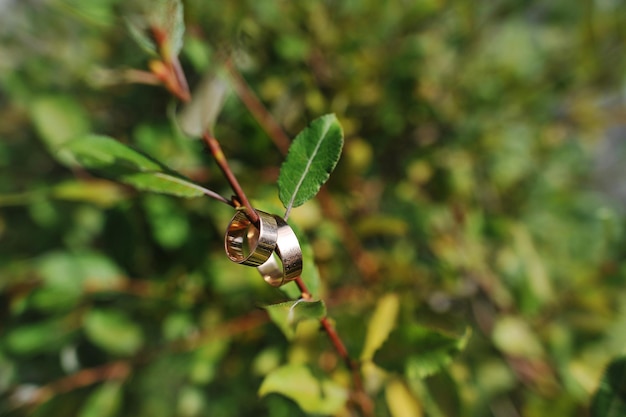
[225,210,278,266]
[257,216,303,287]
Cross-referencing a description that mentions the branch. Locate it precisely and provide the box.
[9,361,130,410]
[164,44,371,417]
[201,131,259,224]
[225,57,373,417]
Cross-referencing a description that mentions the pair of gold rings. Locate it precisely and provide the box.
[224,210,302,287]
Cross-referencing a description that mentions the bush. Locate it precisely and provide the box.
[1,1,626,416]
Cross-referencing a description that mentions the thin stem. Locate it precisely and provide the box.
[201,131,259,224]
[294,277,312,300]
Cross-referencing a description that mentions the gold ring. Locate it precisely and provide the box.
[224,210,278,266]
[257,216,303,287]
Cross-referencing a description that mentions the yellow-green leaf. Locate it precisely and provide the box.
[264,300,326,340]
[78,382,123,417]
[83,309,143,356]
[385,379,423,417]
[259,364,348,415]
[361,293,400,361]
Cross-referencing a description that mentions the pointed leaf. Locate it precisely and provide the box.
[264,300,326,340]
[405,326,471,379]
[361,293,400,361]
[376,322,471,378]
[259,364,348,415]
[591,356,626,417]
[278,114,343,215]
[59,135,207,198]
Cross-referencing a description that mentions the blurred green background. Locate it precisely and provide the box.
[2,0,626,416]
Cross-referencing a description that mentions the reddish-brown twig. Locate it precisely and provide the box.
[201,131,260,224]
[150,26,191,102]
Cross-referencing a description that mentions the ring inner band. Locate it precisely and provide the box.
[225,210,278,266]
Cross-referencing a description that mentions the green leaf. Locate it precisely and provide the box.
[591,356,626,417]
[404,326,472,379]
[124,0,185,56]
[361,293,400,361]
[4,319,73,355]
[52,179,128,208]
[259,364,348,415]
[30,95,91,164]
[83,309,144,356]
[78,382,123,417]
[30,251,125,312]
[59,135,206,198]
[278,114,344,216]
[492,315,544,358]
[375,320,471,378]
[264,299,326,340]
[38,251,125,292]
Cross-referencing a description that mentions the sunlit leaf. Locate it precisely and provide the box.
[361,293,400,361]
[37,251,125,293]
[264,299,326,340]
[30,95,90,164]
[590,356,626,417]
[259,364,348,415]
[59,135,206,198]
[492,315,544,358]
[177,385,207,417]
[78,382,123,417]
[29,251,125,312]
[385,379,423,417]
[278,114,343,216]
[52,179,128,208]
[83,309,143,356]
[4,318,73,355]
